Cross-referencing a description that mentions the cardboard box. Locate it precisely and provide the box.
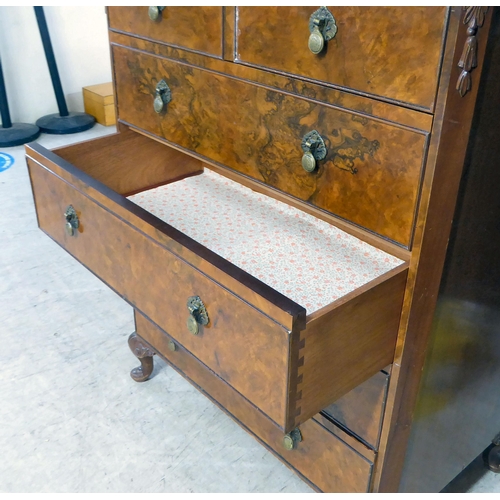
[83,82,116,126]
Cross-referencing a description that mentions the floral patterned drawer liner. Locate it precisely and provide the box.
[128,169,403,314]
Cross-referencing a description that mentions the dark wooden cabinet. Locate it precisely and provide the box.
[25,6,500,492]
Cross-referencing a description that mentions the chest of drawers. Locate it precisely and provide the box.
[25,6,500,492]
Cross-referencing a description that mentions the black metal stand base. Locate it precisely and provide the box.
[0,123,40,147]
[36,112,95,134]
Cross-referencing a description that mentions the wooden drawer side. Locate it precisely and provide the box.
[295,265,408,428]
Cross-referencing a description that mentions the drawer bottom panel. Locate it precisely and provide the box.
[134,310,373,493]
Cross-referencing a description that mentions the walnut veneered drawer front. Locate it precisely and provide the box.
[107,6,223,57]
[113,45,428,247]
[235,7,448,110]
[135,310,374,493]
[25,130,408,433]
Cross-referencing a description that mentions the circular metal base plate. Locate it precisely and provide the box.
[36,112,95,135]
[0,123,40,147]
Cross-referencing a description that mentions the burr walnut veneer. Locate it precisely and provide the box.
[25,6,500,493]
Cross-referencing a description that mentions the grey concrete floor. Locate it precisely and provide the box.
[1,124,499,493]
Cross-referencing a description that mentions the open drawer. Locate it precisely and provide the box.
[25,129,408,434]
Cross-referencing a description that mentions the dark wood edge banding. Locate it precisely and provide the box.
[25,140,306,330]
[27,155,301,334]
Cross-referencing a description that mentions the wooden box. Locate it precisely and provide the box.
[82,82,116,126]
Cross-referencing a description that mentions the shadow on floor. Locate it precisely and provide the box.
[442,452,489,493]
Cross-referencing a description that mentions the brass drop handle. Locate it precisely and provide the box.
[148,6,165,21]
[153,79,172,114]
[308,6,337,55]
[283,428,302,450]
[186,296,209,335]
[301,130,327,173]
[64,205,79,236]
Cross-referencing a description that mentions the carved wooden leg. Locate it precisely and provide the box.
[128,332,156,382]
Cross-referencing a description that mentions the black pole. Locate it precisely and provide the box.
[33,6,95,134]
[0,57,13,128]
[34,6,69,117]
[0,53,40,147]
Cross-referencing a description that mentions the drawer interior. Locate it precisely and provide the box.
[52,128,405,317]
[128,166,403,315]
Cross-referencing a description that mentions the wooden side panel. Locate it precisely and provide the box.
[236,7,447,110]
[108,6,223,57]
[400,8,500,492]
[113,45,428,247]
[296,266,407,427]
[27,157,293,430]
[135,310,373,493]
[373,8,495,492]
[54,130,203,196]
[322,370,389,449]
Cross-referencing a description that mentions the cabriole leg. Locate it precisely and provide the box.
[128,332,156,382]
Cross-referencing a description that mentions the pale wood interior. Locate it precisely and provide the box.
[53,130,204,196]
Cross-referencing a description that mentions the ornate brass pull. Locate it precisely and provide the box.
[283,428,302,450]
[308,6,337,54]
[186,296,209,335]
[301,130,327,173]
[148,6,165,21]
[64,205,79,236]
[153,79,172,114]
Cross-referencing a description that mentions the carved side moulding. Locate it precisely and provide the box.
[456,6,489,97]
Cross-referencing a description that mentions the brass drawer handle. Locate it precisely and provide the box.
[64,205,79,236]
[308,6,337,54]
[283,428,302,450]
[148,6,165,21]
[186,296,209,335]
[301,130,327,173]
[153,79,172,114]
